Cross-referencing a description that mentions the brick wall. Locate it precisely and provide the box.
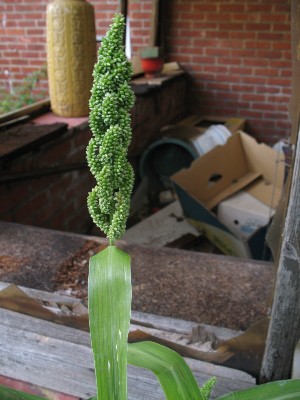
[166,1,291,143]
[0,0,292,144]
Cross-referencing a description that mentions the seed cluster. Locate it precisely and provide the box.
[87,14,135,244]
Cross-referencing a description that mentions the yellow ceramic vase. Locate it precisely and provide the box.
[46,0,96,117]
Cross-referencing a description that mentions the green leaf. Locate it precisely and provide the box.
[88,246,131,400]
[217,379,300,399]
[0,385,45,400]
[128,341,204,400]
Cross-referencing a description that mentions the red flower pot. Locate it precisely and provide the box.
[140,57,164,79]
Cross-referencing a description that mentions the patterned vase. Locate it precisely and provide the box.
[46,0,96,117]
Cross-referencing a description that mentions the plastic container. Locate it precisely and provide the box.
[139,124,232,193]
[139,138,198,191]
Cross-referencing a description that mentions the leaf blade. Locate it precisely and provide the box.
[0,385,45,400]
[128,341,204,400]
[217,379,300,399]
[88,246,131,400]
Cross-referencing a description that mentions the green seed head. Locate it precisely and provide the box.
[87,13,135,244]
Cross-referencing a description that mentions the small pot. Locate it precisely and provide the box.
[140,57,164,79]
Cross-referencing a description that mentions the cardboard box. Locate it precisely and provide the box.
[177,114,246,134]
[171,131,285,259]
[217,191,275,240]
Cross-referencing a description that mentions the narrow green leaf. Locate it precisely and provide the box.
[0,385,45,400]
[128,341,204,400]
[217,379,300,399]
[88,246,131,400]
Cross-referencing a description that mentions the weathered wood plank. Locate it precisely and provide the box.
[0,307,255,399]
[131,310,240,341]
[0,281,240,341]
[1,307,91,347]
[0,282,83,304]
[260,125,300,381]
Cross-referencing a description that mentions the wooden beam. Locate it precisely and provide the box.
[0,307,255,399]
[149,0,160,46]
[260,126,300,381]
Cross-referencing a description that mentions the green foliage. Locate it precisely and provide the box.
[0,384,45,400]
[218,379,300,399]
[128,341,204,399]
[87,13,135,244]
[200,377,217,400]
[88,246,131,400]
[0,67,47,114]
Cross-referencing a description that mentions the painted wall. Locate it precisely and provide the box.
[0,0,291,144]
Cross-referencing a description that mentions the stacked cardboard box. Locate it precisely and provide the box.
[171,131,285,260]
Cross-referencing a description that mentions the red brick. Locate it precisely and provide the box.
[230,31,256,40]
[26,29,45,36]
[273,24,291,32]
[241,93,266,102]
[231,84,255,93]
[205,48,231,57]
[231,12,259,22]
[256,86,281,94]
[257,32,284,41]
[203,65,228,74]
[256,50,283,59]
[220,57,242,65]
[246,4,273,12]
[280,69,292,78]
[191,55,215,64]
[246,23,272,31]
[263,13,288,23]
[231,49,256,58]
[255,68,280,77]
[207,82,231,91]
[267,95,290,104]
[219,4,245,13]
[273,4,291,13]
[229,66,253,75]
[219,23,244,31]
[205,31,230,40]
[193,4,218,13]
[180,29,199,38]
[206,13,231,22]
[193,22,218,30]
[242,76,267,85]
[173,38,193,48]
[267,77,291,87]
[245,41,271,50]
[238,109,263,119]
[251,102,282,112]
[217,74,242,84]
[175,19,193,29]
[272,42,291,51]
[0,28,25,35]
[173,3,193,13]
